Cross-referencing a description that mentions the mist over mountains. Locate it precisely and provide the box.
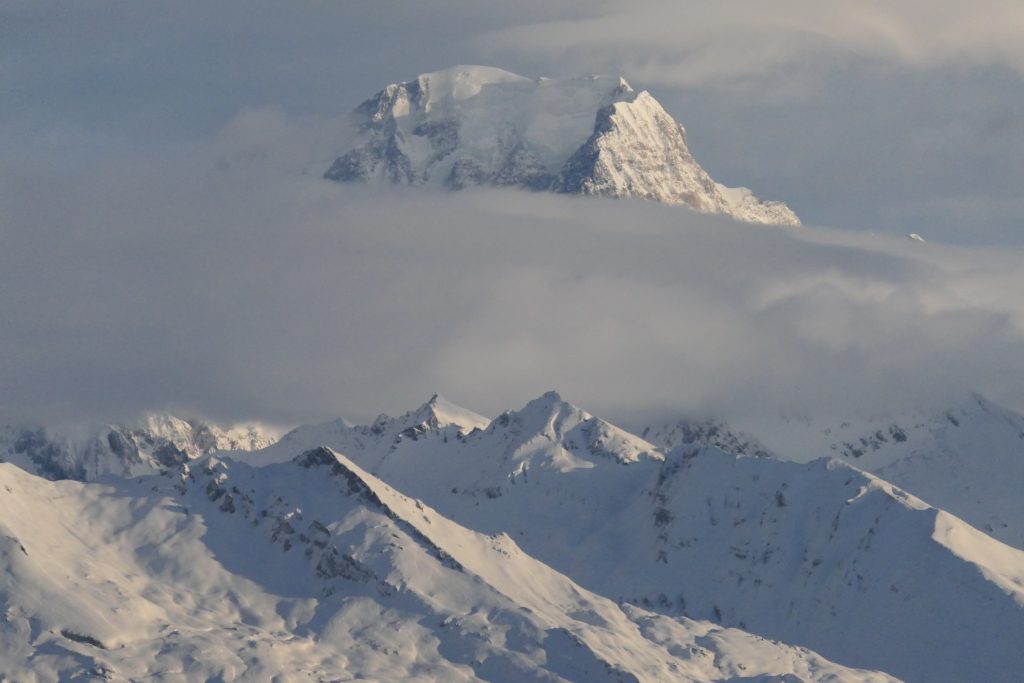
[3,136,1023,426]
[3,7,1024,676]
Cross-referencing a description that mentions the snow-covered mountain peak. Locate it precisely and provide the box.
[229,394,1024,682]
[556,89,801,225]
[409,392,491,432]
[0,453,906,681]
[363,393,490,443]
[326,66,800,225]
[245,394,491,470]
[292,444,341,470]
[136,411,277,454]
[504,388,571,422]
[481,391,662,467]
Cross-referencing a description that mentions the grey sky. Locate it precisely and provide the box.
[2,2,1022,424]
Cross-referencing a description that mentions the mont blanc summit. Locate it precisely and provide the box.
[326,66,801,225]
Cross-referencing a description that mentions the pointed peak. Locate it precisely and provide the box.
[503,390,588,426]
[540,389,564,403]
[517,390,580,417]
[401,393,490,433]
[610,90,671,119]
[293,446,341,470]
[491,391,662,464]
[409,395,444,422]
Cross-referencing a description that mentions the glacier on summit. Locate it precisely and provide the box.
[325,66,801,226]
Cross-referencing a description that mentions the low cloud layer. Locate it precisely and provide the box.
[2,111,1022,427]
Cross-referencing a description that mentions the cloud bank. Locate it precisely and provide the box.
[480,0,1024,87]
[1,111,1022,426]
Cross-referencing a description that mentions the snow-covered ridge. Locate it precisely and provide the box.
[5,391,1024,681]
[325,65,800,226]
[242,391,1024,683]
[0,454,896,682]
[645,393,1024,549]
[247,393,489,469]
[253,390,662,481]
[0,413,278,481]
[641,417,772,458]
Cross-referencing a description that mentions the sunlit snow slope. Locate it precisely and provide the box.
[5,392,1023,681]
[252,392,1024,683]
[0,452,893,682]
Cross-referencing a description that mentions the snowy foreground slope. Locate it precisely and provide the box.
[325,65,800,225]
[0,454,894,682]
[256,392,1024,683]
[645,394,1024,549]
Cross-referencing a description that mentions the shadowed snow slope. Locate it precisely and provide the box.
[250,392,1024,683]
[646,394,1024,549]
[0,454,893,682]
[325,65,800,225]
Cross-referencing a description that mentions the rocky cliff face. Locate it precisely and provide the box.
[325,66,800,226]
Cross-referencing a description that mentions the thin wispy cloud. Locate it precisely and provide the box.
[479,1,1024,87]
